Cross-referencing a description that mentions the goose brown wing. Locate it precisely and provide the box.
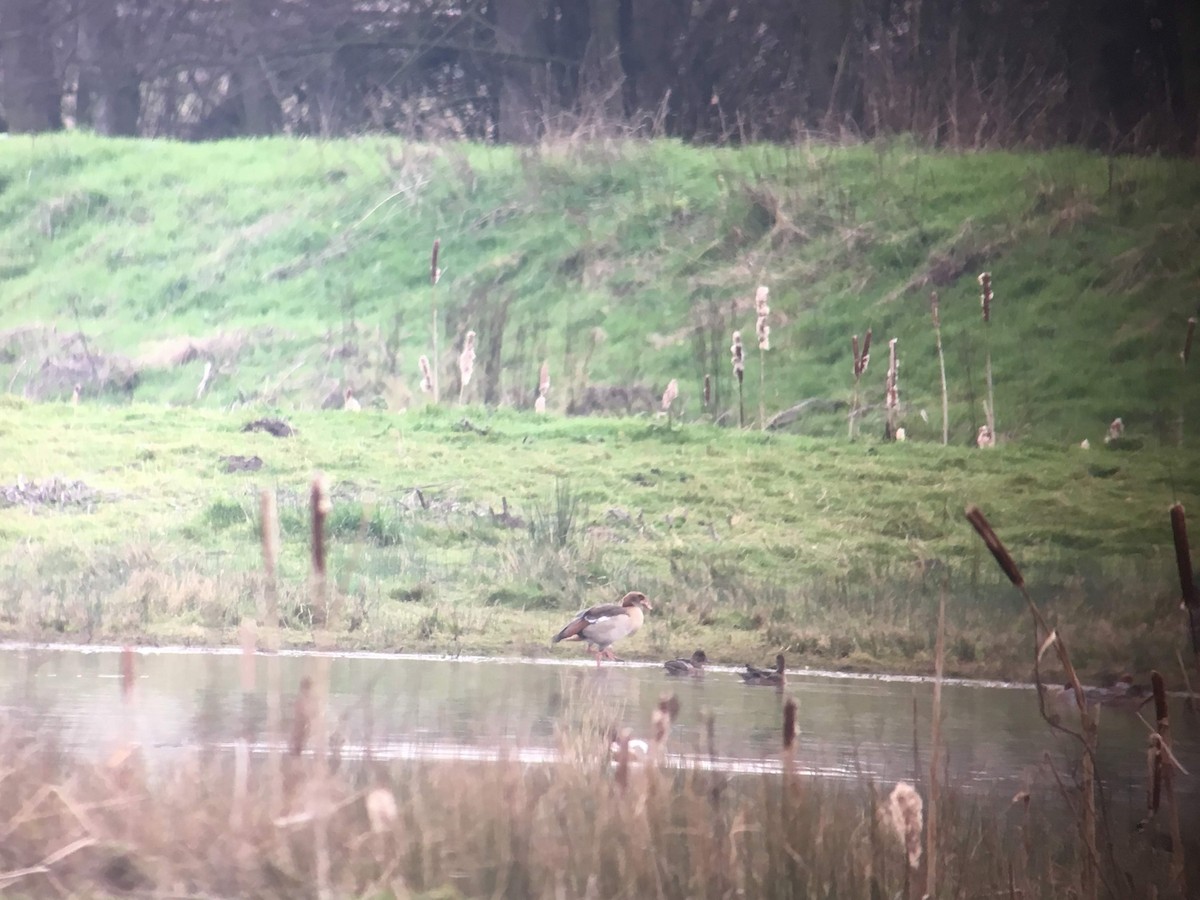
[552,603,625,643]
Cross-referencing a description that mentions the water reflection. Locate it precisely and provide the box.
[1,644,1196,817]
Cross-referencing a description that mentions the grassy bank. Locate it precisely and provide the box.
[1,401,1195,682]
[2,135,1199,444]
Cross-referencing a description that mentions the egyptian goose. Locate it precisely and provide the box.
[1043,674,1150,712]
[552,591,652,666]
[740,653,786,687]
[664,649,708,676]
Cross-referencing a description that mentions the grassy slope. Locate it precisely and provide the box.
[1,135,1199,679]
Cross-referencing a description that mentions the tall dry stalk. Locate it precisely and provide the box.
[885,337,899,439]
[1179,316,1195,446]
[730,331,745,428]
[850,329,872,439]
[458,330,476,405]
[965,506,1099,900]
[430,238,442,403]
[535,359,550,413]
[1169,503,1200,695]
[926,584,945,898]
[978,273,996,441]
[931,292,949,445]
[755,285,770,430]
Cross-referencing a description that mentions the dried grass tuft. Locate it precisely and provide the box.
[458,330,476,403]
[661,378,678,412]
[883,782,924,869]
[418,355,433,394]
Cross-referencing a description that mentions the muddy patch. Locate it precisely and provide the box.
[0,476,111,512]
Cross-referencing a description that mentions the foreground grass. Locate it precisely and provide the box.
[1,401,1196,683]
[0,670,1192,900]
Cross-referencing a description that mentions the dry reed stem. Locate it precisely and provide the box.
[850,328,871,439]
[1170,504,1200,652]
[418,355,433,394]
[755,285,770,430]
[1151,671,1187,895]
[964,504,1100,900]
[703,374,711,410]
[730,331,745,427]
[458,330,476,404]
[931,291,949,445]
[926,587,945,899]
[310,474,331,627]
[259,489,279,640]
[430,238,441,403]
[885,337,899,439]
[978,272,997,438]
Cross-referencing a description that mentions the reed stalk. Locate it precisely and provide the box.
[925,585,945,898]
[964,505,1099,900]
[885,337,899,440]
[458,330,476,405]
[430,238,442,404]
[1151,671,1187,895]
[661,378,678,428]
[308,474,334,900]
[978,273,996,441]
[850,329,872,440]
[931,292,949,445]
[1169,503,1200,703]
[730,331,745,428]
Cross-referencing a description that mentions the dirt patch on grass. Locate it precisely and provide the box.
[0,475,110,511]
[0,323,139,400]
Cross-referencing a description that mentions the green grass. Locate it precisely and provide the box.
[2,134,1199,680]
[2,135,1199,444]
[0,401,1195,682]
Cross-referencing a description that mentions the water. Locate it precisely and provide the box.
[1,644,1197,820]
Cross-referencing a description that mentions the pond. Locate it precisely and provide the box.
[1,643,1196,824]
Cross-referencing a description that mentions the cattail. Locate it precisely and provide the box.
[782,697,797,750]
[661,378,678,412]
[418,355,433,394]
[366,788,399,834]
[885,338,899,411]
[930,291,940,329]
[755,285,770,351]
[430,238,441,285]
[884,782,924,869]
[978,272,993,323]
[120,646,135,701]
[965,505,1025,588]
[853,328,872,378]
[1184,317,1196,365]
[310,474,331,579]
[703,374,712,409]
[1170,504,1196,610]
[458,330,476,402]
[730,331,745,382]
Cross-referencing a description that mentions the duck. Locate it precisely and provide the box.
[663,649,708,676]
[552,591,653,666]
[740,653,786,687]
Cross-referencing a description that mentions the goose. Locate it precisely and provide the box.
[552,591,652,666]
[664,649,708,676]
[740,653,786,687]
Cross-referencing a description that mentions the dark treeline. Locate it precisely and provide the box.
[0,0,1197,152]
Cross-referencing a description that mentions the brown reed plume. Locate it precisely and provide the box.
[978,272,997,441]
[849,328,872,439]
[883,782,923,871]
[965,504,1100,900]
[730,330,745,427]
[931,291,949,445]
[884,337,899,440]
[755,285,770,430]
[458,330,476,405]
[429,238,442,403]
[534,359,550,413]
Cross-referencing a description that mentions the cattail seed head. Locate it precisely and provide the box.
[1170,504,1196,610]
[1184,317,1196,365]
[930,291,941,328]
[731,331,745,383]
[782,697,796,749]
[661,378,678,411]
[853,328,872,378]
[418,355,433,393]
[978,272,993,323]
[703,374,712,408]
[431,238,441,285]
[755,285,771,351]
[458,331,476,387]
[884,782,924,869]
[965,505,1025,587]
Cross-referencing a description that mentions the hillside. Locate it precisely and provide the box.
[2,134,1199,444]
